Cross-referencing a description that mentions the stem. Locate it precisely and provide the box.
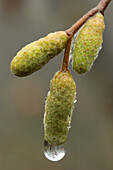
[61,37,73,72]
[66,0,111,36]
[61,0,111,71]
[98,0,111,15]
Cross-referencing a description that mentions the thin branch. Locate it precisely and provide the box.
[66,0,111,36]
[66,7,98,37]
[61,0,111,71]
[61,37,73,71]
[98,0,111,15]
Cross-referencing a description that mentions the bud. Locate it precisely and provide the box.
[72,13,105,74]
[11,31,68,77]
[44,71,76,145]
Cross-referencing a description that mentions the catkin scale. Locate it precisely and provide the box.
[11,31,68,77]
[72,13,105,74]
[44,71,76,146]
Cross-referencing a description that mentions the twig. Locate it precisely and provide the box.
[61,37,73,72]
[98,0,112,15]
[66,0,111,37]
[61,0,111,71]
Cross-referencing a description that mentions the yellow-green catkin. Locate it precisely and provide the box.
[44,71,76,146]
[72,13,105,74]
[11,31,68,77]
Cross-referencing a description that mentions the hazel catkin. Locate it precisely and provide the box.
[43,71,76,146]
[11,31,68,77]
[72,13,105,74]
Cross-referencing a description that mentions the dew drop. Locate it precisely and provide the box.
[74,99,77,104]
[99,45,102,50]
[44,140,66,161]
[95,45,103,59]
[69,33,77,62]
[69,124,71,129]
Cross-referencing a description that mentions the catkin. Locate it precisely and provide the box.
[44,71,76,145]
[11,31,68,77]
[72,13,105,74]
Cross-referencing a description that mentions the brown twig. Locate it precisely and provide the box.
[61,37,73,72]
[98,0,112,15]
[66,0,111,37]
[61,0,111,71]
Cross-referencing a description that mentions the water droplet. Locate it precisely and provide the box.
[74,99,77,104]
[69,125,71,129]
[95,45,103,59]
[44,140,66,161]
[99,45,102,50]
[69,33,77,62]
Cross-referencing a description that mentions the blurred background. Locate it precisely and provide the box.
[0,0,113,169]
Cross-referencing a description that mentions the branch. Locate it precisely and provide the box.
[66,0,111,37]
[98,0,112,15]
[61,37,73,72]
[61,0,111,71]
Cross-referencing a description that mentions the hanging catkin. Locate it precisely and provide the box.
[11,31,68,77]
[44,71,76,145]
[72,13,105,74]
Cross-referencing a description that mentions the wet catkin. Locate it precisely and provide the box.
[44,71,76,146]
[72,13,105,74]
[11,31,68,77]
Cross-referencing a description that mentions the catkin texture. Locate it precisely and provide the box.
[11,31,68,77]
[44,71,76,146]
[72,13,105,74]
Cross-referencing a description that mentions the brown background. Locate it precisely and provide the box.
[0,0,113,169]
